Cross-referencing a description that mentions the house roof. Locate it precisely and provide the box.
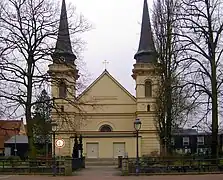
[5,135,28,144]
[172,128,223,136]
[0,120,22,149]
[172,128,197,135]
[77,69,136,101]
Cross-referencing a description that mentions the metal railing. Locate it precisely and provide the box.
[128,157,223,174]
[0,158,65,175]
[0,156,85,175]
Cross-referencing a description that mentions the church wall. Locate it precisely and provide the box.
[78,104,136,114]
[135,74,159,98]
[54,134,72,156]
[136,114,157,131]
[135,113,160,155]
[80,115,136,131]
[81,137,141,158]
[78,74,136,105]
[140,134,160,156]
[49,63,77,98]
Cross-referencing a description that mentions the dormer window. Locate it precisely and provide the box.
[145,80,152,97]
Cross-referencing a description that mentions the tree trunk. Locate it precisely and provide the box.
[26,56,36,158]
[26,108,36,158]
[165,3,173,155]
[166,85,172,154]
[211,60,218,159]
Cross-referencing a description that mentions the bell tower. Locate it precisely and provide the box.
[48,0,79,103]
[132,0,161,155]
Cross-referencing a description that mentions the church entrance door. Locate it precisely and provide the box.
[86,143,99,158]
[113,142,125,158]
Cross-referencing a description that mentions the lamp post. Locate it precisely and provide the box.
[51,120,58,176]
[14,128,17,156]
[134,118,141,176]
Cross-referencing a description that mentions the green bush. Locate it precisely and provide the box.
[6,156,21,167]
[140,155,158,166]
[0,156,8,160]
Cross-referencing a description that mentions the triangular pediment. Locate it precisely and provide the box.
[78,70,136,104]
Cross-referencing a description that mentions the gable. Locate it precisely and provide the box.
[78,70,136,104]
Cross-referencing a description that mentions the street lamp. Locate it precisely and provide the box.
[134,118,141,175]
[14,128,17,156]
[51,120,58,176]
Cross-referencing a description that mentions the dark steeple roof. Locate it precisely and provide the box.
[53,0,76,63]
[134,0,157,63]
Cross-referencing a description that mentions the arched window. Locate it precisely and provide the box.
[61,105,64,112]
[147,104,150,111]
[59,81,67,98]
[99,124,113,132]
[145,80,152,97]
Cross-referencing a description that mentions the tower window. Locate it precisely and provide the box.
[147,104,150,111]
[99,124,113,132]
[145,80,152,97]
[61,105,64,112]
[59,81,67,98]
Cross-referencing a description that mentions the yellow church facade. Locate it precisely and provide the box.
[49,0,161,159]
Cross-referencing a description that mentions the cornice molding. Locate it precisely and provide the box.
[52,112,136,116]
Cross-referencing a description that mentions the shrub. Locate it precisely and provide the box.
[140,155,158,166]
[6,156,21,167]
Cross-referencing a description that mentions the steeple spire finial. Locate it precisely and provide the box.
[53,0,76,63]
[134,0,157,63]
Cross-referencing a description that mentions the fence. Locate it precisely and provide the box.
[0,157,84,175]
[123,157,223,175]
[0,159,65,175]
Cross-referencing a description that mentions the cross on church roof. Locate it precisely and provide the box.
[103,60,109,70]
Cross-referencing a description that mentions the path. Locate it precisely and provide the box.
[76,165,121,177]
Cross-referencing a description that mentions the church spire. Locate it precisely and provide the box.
[53,0,76,63]
[134,0,157,63]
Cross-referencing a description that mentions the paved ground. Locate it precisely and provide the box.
[1,166,223,180]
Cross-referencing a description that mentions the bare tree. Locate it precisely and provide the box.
[177,0,223,158]
[153,0,196,155]
[0,0,91,157]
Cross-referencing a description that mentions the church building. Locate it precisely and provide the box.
[48,0,161,159]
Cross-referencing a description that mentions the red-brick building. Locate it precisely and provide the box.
[0,119,26,155]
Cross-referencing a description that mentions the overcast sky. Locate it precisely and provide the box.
[66,0,153,96]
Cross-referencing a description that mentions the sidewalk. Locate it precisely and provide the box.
[76,165,121,177]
